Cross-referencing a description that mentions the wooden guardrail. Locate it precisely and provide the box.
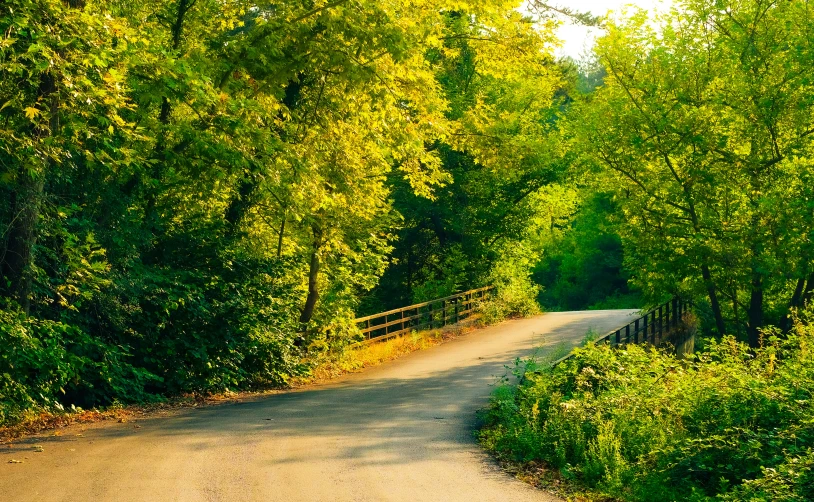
[353,286,494,345]
[551,297,691,366]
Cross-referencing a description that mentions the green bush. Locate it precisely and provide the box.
[0,306,157,424]
[478,251,542,324]
[479,312,814,501]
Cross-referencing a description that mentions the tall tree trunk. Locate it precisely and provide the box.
[299,225,323,324]
[745,203,765,347]
[746,273,764,347]
[802,271,814,307]
[682,192,726,337]
[2,177,45,314]
[299,246,321,324]
[2,64,59,312]
[223,177,257,238]
[781,276,807,332]
[276,211,286,259]
[731,284,741,339]
[143,0,191,235]
[701,263,726,337]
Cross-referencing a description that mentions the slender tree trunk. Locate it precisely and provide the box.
[746,273,764,347]
[745,200,765,347]
[701,263,726,336]
[2,61,60,312]
[299,246,320,324]
[2,178,44,314]
[731,285,741,339]
[276,211,286,259]
[781,276,807,331]
[802,271,814,306]
[223,177,257,238]
[143,0,191,234]
[299,225,323,324]
[681,191,726,337]
[791,277,807,307]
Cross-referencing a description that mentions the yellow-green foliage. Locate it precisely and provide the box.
[480,311,814,501]
[478,249,542,324]
[0,0,561,425]
[572,0,814,340]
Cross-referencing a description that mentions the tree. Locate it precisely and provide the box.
[1,0,135,313]
[2,0,573,419]
[573,0,814,343]
[363,7,567,310]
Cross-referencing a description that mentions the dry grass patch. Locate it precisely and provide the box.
[296,321,481,384]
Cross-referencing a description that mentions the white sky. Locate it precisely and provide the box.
[550,0,670,59]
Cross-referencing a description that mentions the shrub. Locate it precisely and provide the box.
[0,306,157,424]
[479,311,814,501]
[478,251,542,324]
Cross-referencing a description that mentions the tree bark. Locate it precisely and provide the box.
[276,211,286,259]
[2,62,59,312]
[223,177,257,238]
[781,276,807,332]
[701,263,726,337]
[745,196,765,347]
[299,246,321,324]
[2,178,44,314]
[802,271,814,307]
[730,285,741,339]
[299,225,323,324]
[143,0,191,234]
[746,273,764,347]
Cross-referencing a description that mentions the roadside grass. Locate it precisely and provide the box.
[295,321,483,384]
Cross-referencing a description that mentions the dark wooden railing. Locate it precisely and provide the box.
[353,286,494,345]
[552,297,691,365]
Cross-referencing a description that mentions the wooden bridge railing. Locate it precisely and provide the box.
[353,286,494,345]
[552,297,692,366]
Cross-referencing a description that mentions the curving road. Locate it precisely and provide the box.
[1,310,637,502]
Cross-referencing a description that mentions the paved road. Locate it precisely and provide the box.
[1,310,637,502]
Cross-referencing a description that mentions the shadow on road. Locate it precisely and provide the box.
[1,311,636,471]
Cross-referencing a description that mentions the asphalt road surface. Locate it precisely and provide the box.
[1,310,637,502]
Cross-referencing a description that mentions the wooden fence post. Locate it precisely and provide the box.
[642,315,647,344]
[658,305,663,341]
[456,298,461,324]
[650,310,656,345]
